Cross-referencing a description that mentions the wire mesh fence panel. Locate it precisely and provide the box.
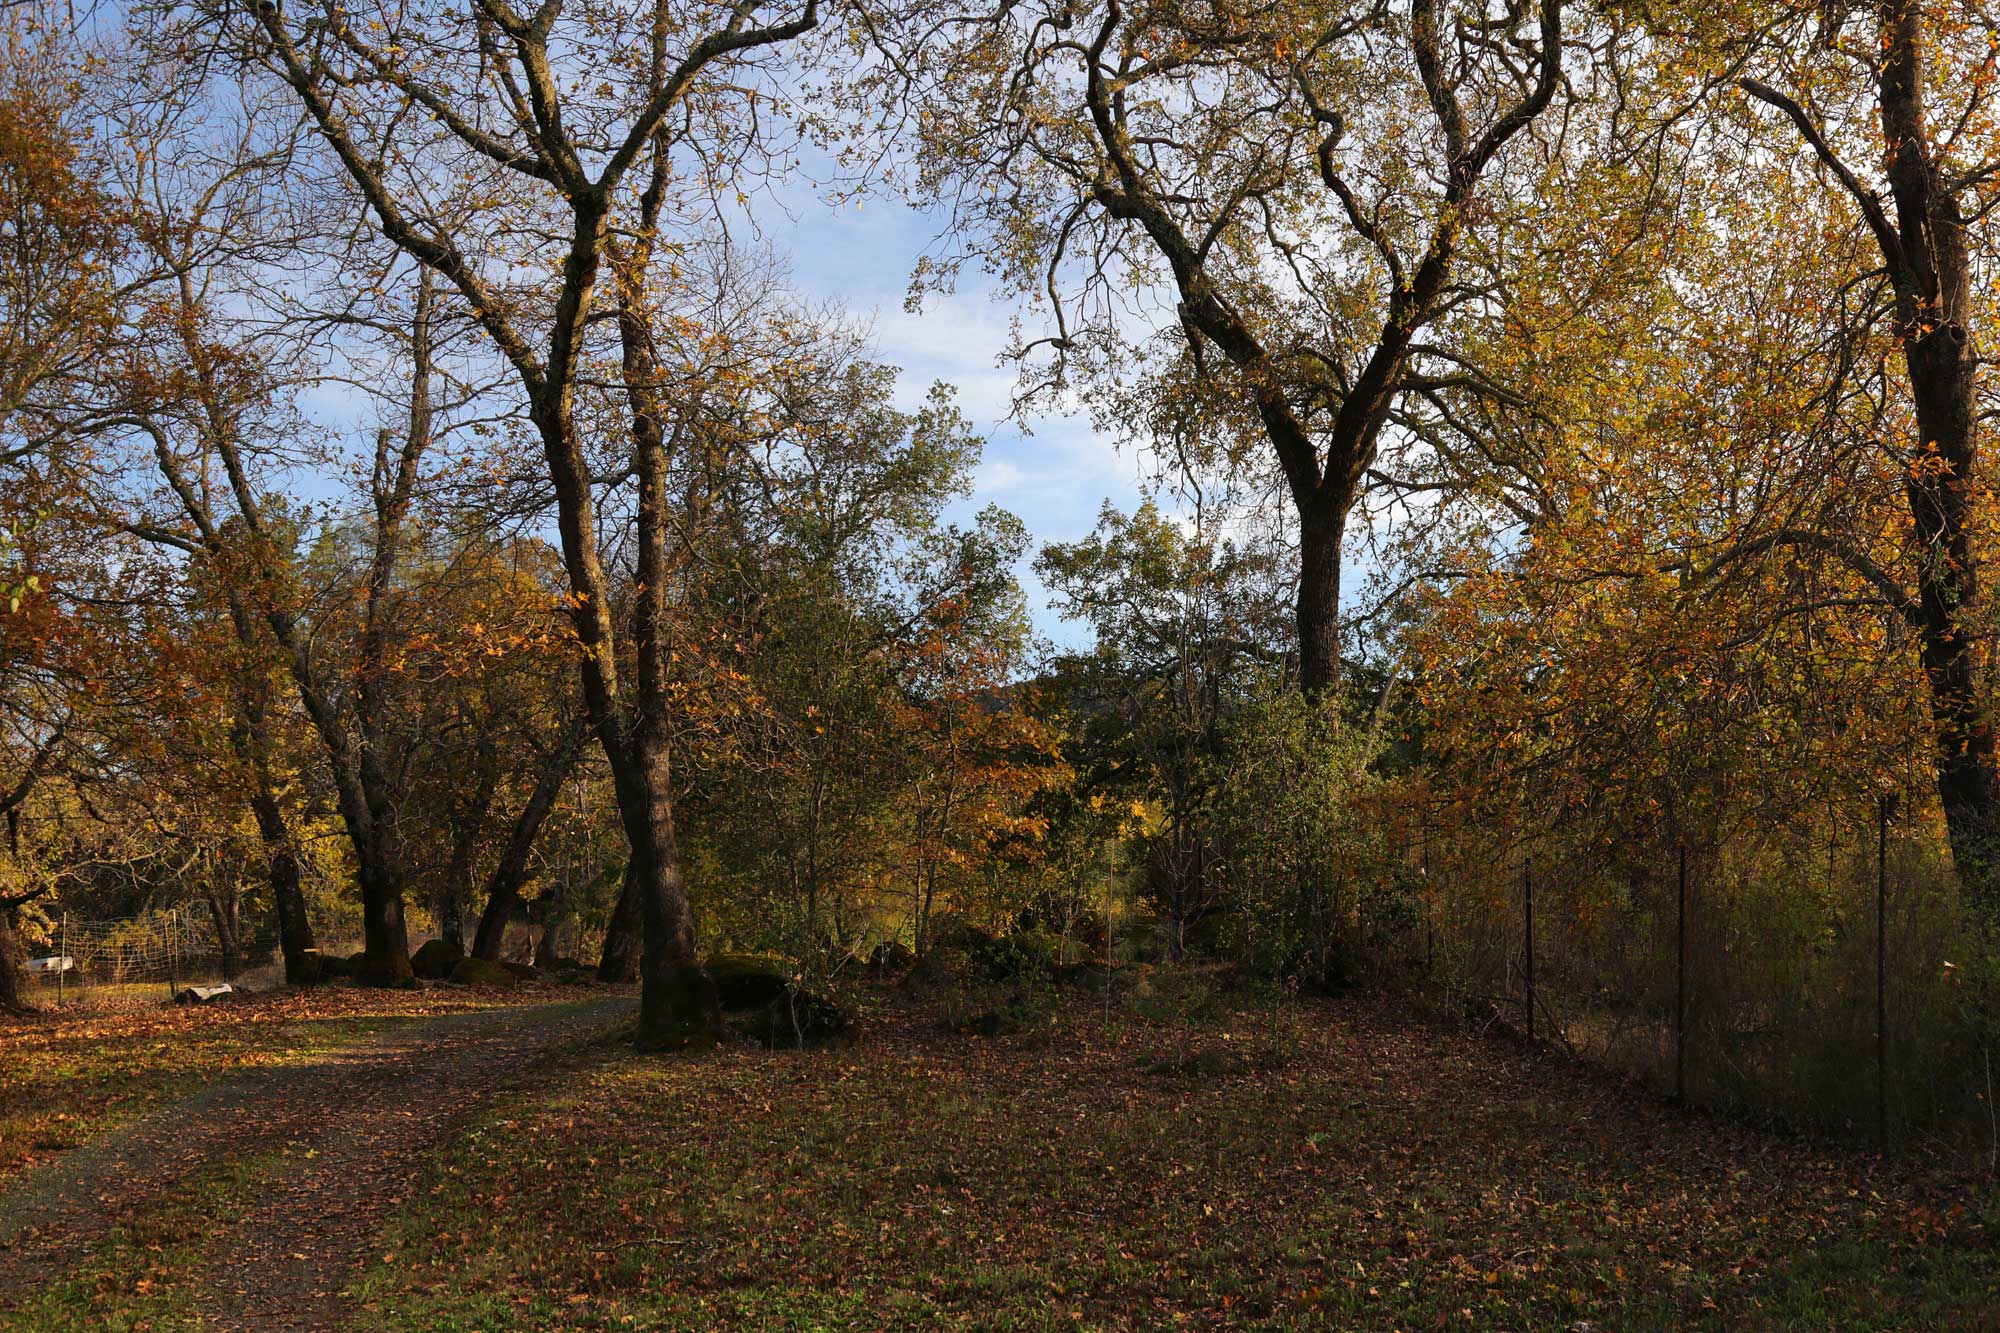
[1414,822,1992,1149]
[24,907,281,1010]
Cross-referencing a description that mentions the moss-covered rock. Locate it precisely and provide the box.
[410,938,464,981]
[449,957,521,987]
[706,953,794,1011]
[749,985,856,1049]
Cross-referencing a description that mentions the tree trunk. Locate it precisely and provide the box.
[246,783,319,984]
[597,863,642,982]
[519,380,708,1026]
[1745,12,2000,923]
[1876,3,2000,915]
[1297,503,1345,696]
[1908,401,2000,904]
[232,702,320,984]
[534,876,571,969]
[356,848,415,985]
[470,719,580,961]
[344,273,436,987]
[440,752,495,957]
[0,917,28,1015]
[439,886,467,957]
[472,874,523,963]
[149,260,423,990]
[601,246,719,1041]
[205,890,244,979]
[612,730,717,1041]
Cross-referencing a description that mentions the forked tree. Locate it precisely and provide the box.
[916,0,1565,696]
[204,0,855,1036]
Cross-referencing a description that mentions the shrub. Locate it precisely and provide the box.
[749,985,856,1049]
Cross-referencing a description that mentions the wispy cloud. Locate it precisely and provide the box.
[772,193,1153,645]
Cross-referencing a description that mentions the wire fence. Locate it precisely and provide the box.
[1416,808,1995,1156]
[24,906,281,1009]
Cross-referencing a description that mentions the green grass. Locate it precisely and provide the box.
[348,989,1997,1331]
[0,1149,284,1332]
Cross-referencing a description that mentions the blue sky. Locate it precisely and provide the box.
[286,181,1147,650]
[747,187,1152,648]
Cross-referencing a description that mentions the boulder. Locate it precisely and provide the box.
[866,940,916,978]
[318,951,366,980]
[410,938,464,981]
[706,953,794,1011]
[749,985,856,1049]
[319,951,385,981]
[449,957,521,987]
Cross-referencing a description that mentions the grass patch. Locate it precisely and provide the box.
[1,1147,286,1330]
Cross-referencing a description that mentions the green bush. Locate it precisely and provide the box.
[944,986,1054,1039]
[975,928,1059,981]
[1211,690,1406,988]
[1130,966,1223,1031]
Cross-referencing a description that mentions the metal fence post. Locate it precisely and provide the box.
[1523,861,1535,1043]
[1676,844,1688,1103]
[1877,791,1896,1154]
[1422,839,1434,979]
